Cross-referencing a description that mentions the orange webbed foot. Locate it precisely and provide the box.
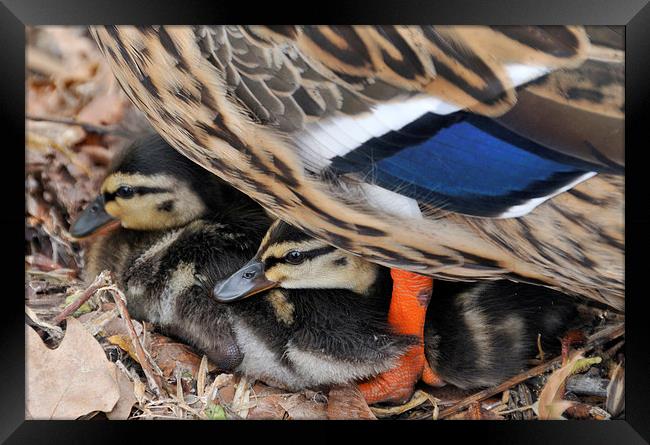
[359,269,437,405]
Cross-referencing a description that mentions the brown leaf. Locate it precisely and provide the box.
[279,393,328,420]
[446,404,505,420]
[78,308,119,337]
[106,369,137,420]
[327,385,376,420]
[565,403,593,419]
[109,328,215,390]
[102,316,144,338]
[76,88,127,126]
[107,335,140,362]
[538,351,600,420]
[245,383,329,420]
[146,333,206,378]
[560,330,587,365]
[606,363,624,417]
[26,318,120,419]
[212,374,238,405]
[247,385,289,420]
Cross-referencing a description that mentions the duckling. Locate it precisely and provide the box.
[215,220,579,393]
[71,133,272,369]
[423,280,577,389]
[208,270,415,391]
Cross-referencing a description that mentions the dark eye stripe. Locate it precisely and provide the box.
[263,246,336,269]
[103,186,171,202]
[302,246,336,260]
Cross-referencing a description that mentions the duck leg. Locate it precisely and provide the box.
[359,269,444,404]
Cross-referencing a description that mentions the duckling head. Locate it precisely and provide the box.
[213,220,379,302]
[70,134,232,237]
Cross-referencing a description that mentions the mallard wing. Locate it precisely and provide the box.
[175,26,619,218]
[91,26,624,309]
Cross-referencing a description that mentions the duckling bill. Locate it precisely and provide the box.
[214,258,277,302]
[70,195,118,238]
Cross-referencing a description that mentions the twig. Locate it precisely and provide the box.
[26,114,115,135]
[438,322,624,419]
[25,305,64,340]
[197,355,208,398]
[175,366,185,419]
[26,132,93,177]
[494,404,536,415]
[97,280,163,397]
[49,270,164,396]
[602,339,625,360]
[536,333,545,362]
[51,271,110,325]
[370,390,433,418]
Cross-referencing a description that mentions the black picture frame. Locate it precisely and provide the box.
[4,0,649,443]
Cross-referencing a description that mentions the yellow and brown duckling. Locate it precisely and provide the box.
[207,223,414,390]
[215,220,579,397]
[71,133,272,369]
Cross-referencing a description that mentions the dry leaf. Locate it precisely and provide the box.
[26,318,120,419]
[107,335,139,362]
[231,376,252,419]
[106,369,137,420]
[76,87,127,126]
[328,385,376,420]
[606,363,625,417]
[147,333,207,378]
[538,352,601,420]
[247,396,287,419]
[446,403,505,420]
[246,384,289,420]
[102,316,143,338]
[278,393,328,420]
[245,383,328,420]
[78,308,119,337]
[211,374,237,405]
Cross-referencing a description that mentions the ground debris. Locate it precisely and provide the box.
[26,318,121,419]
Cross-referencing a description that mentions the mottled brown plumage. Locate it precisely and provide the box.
[91,26,624,310]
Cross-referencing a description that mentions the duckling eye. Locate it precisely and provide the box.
[116,185,135,199]
[284,250,304,265]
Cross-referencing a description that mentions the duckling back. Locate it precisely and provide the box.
[424,280,578,389]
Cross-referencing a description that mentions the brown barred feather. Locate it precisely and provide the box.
[91,26,624,310]
[496,55,624,168]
